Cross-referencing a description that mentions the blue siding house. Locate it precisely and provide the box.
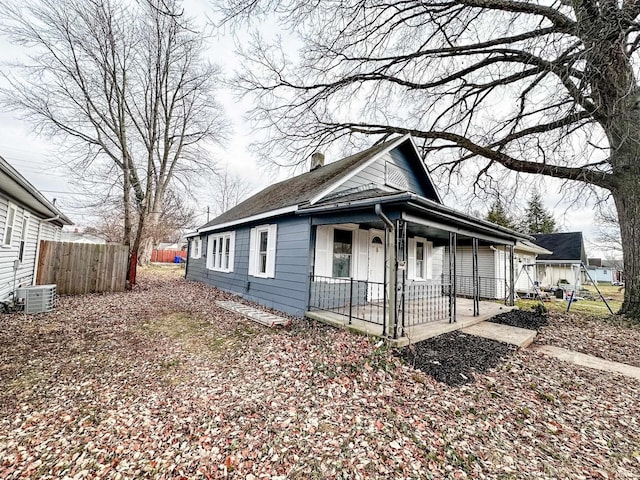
[586,258,623,284]
[186,135,531,340]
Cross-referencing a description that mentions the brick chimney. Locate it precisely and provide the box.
[310,152,325,171]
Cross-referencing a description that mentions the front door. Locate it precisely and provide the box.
[368,231,385,301]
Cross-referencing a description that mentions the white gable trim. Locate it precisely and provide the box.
[309,134,442,206]
[309,135,411,205]
[406,135,443,204]
[198,206,298,234]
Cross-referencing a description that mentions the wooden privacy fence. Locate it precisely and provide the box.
[151,249,187,263]
[36,241,129,295]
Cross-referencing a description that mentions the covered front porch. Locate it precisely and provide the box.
[306,297,514,347]
[301,193,526,344]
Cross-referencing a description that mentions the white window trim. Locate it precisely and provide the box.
[190,237,202,259]
[414,239,426,281]
[206,231,235,273]
[314,224,360,279]
[18,212,30,261]
[331,227,356,278]
[409,236,432,281]
[2,202,17,248]
[248,224,277,279]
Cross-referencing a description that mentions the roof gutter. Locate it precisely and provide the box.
[297,191,531,243]
[198,205,298,234]
[406,194,533,242]
[0,156,72,225]
[298,192,412,214]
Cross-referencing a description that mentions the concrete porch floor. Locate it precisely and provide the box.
[306,297,516,347]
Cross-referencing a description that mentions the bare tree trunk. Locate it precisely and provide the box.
[137,207,161,266]
[138,237,155,265]
[614,176,640,317]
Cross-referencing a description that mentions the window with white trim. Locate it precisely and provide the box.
[415,240,425,280]
[408,236,432,281]
[2,203,17,247]
[206,231,235,272]
[332,228,353,277]
[190,237,202,259]
[249,224,277,278]
[18,213,30,261]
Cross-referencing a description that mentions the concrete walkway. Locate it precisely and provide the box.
[530,345,640,381]
[462,321,537,348]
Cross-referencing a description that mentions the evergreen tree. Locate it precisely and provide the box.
[520,191,558,234]
[486,198,515,229]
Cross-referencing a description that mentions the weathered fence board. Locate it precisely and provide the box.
[36,241,128,294]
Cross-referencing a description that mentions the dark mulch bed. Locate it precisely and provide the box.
[395,331,516,386]
[488,309,549,330]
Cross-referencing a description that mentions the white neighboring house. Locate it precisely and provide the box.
[60,229,107,244]
[532,232,587,289]
[1,156,72,303]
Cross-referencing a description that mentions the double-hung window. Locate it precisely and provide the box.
[190,237,202,259]
[249,224,277,278]
[332,228,353,277]
[409,236,431,280]
[18,214,30,261]
[2,204,16,247]
[415,241,425,280]
[3,203,17,247]
[206,232,235,272]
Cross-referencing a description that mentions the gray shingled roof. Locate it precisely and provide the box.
[0,155,72,226]
[200,138,399,229]
[533,232,586,262]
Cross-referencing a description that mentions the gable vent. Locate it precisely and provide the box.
[385,162,409,190]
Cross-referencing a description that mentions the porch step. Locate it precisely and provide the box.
[216,301,291,328]
[461,321,536,348]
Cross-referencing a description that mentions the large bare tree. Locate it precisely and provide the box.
[85,189,195,254]
[222,0,640,317]
[0,0,226,283]
[209,164,253,216]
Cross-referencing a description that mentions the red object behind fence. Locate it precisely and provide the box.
[151,249,187,263]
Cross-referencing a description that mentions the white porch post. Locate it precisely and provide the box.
[508,245,515,306]
[449,232,457,323]
[472,237,480,316]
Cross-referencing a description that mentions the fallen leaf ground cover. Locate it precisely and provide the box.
[534,310,640,368]
[0,267,639,479]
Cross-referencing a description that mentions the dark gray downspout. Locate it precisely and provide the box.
[375,204,396,338]
[185,238,191,279]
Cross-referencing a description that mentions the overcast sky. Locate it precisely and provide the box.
[0,0,615,258]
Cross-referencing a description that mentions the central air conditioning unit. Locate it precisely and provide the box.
[14,284,57,314]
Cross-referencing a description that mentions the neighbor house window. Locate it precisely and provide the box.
[3,203,17,247]
[416,241,425,280]
[190,237,202,259]
[249,224,277,278]
[206,232,235,272]
[18,214,29,261]
[332,229,353,277]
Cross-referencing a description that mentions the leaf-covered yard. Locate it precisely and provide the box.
[1,268,639,479]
